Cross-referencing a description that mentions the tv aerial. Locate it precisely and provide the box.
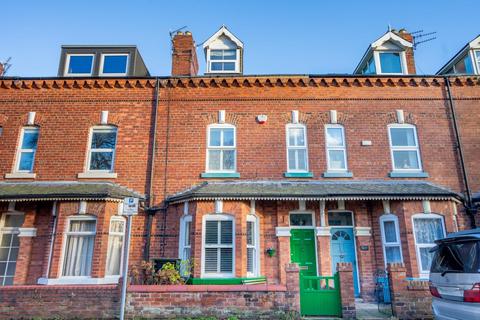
[411,30,437,50]
[0,57,12,76]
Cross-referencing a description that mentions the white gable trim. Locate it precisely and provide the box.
[468,34,480,49]
[372,31,412,49]
[203,26,243,49]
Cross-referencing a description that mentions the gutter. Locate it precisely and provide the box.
[444,76,477,228]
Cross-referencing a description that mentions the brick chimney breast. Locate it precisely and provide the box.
[171,31,199,77]
[396,29,416,74]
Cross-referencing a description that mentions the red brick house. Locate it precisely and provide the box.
[0,27,479,318]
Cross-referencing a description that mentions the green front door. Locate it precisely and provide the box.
[290,229,317,276]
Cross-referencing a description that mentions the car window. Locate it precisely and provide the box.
[431,240,480,274]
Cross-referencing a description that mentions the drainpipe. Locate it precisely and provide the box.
[45,201,57,279]
[160,82,172,257]
[444,77,477,228]
[144,78,161,261]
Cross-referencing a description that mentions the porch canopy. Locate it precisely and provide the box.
[0,181,144,202]
[166,180,461,203]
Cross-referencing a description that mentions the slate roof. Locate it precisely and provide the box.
[0,181,144,202]
[166,180,460,203]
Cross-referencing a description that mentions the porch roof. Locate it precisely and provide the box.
[166,180,460,203]
[0,181,144,202]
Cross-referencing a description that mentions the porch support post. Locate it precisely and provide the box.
[275,227,291,285]
[316,200,331,275]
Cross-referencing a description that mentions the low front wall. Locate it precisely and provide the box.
[388,263,433,320]
[0,285,120,319]
[126,284,299,319]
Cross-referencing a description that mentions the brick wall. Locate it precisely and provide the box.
[0,285,119,319]
[388,263,433,319]
[126,263,300,319]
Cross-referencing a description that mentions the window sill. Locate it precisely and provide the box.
[5,172,36,179]
[78,172,118,179]
[388,171,429,178]
[283,172,313,178]
[201,172,240,179]
[322,171,353,178]
[37,275,120,285]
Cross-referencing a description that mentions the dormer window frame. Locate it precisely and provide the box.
[99,53,130,77]
[206,48,240,74]
[374,50,408,75]
[472,50,480,74]
[64,53,95,77]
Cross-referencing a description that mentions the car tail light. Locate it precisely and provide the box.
[429,285,441,298]
[464,283,480,303]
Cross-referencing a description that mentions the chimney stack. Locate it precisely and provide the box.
[396,29,416,74]
[171,31,199,77]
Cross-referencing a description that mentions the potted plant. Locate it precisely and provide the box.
[266,247,276,257]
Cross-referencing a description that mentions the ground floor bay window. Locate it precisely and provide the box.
[62,216,96,277]
[105,216,125,276]
[202,214,234,278]
[379,214,403,266]
[412,213,446,278]
[246,214,260,277]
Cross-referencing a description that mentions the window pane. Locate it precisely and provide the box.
[68,55,93,74]
[383,220,397,243]
[363,57,376,74]
[328,150,346,170]
[223,50,237,60]
[6,262,16,276]
[4,215,24,228]
[297,149,307,170]
[204,248,218,273]
[91,131,117,149]
[222,129,234,146]
[0,248,8,261]
[414,218,444,244]
[0,262,5,273]
[328,211,353,226]
[220,248,233,272]
[102,55,128,74]
[185,221,191,246]
[326,128,344,147]
[289,128,305,146]
[393,151,419,170]
[222,150,235,170]
[211,62,223,71]
[290,214,313,226]
[90,152,113,170]
[380,52,402,73]
[288,149,297,170]
[62,234,95,276]
[420,247,434,272]
[431,241,480,274]
[223,62,235,71]
[390,128,416,146]
[205,221,218,244]
[18,152,34,171]
[109,220,125,233]
[69,220,96,232]
[210,50,223,60]
[3,277,13,285]
[209,129,221,146]
[385,246,402,263]
[21,130,39,149]
[247,247,254,273]
[220,221,233,245]
[246,221,254,246]
[208,150,221,170]
[106,234,123,276]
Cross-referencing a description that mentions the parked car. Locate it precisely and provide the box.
[429,228,480,320]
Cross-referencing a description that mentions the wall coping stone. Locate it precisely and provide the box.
[128,284,287,292]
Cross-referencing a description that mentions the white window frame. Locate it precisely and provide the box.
[207,48,240,74]
[246,214,260,277]
[412,213,446,278]
[289,210,315,228]
[105,216,125,277]
[178,214,192,261]
[60,215,97,278]
[388,124,422,172]
[374,51,408,75]
[64,54,95,77]
[206,123,236,173]
[14,127,39,173]
[473,50,480,75]
[0,209,24,286]
[99,53,129,77]
[325,124,348,172]
[379,214,403,267]
[86,126,118,173]
[201,214,235,278]
[286,123,309,173]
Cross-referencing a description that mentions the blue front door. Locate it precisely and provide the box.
[330,227,359,296]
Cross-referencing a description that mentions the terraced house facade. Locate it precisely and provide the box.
[0,27,480,318]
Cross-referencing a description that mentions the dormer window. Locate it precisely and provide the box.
[379,52,403,74]
[65,54,94,76]
[203,26,243,75]
[362,57,376,74]
[209,49,237,72]
[100,54,129,76]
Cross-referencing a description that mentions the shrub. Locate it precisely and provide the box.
[130,260,184,285]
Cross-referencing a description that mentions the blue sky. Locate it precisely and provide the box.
[3,0,479,77]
